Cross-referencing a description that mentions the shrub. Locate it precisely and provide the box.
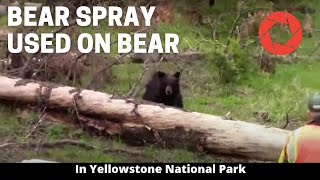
[206,38,257,84]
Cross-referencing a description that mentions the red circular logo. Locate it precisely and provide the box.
[258,11,302,55]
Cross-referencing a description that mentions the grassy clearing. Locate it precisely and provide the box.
[1,0,320,162]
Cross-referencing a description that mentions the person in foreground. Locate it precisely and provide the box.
[278,92,320,163]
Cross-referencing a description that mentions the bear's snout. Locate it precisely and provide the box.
[165,86,173,96]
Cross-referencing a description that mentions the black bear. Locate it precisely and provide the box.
[142,71,183,108]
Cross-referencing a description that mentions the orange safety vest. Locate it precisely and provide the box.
[278,124,320,163]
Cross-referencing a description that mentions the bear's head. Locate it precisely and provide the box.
[156,71,181,96]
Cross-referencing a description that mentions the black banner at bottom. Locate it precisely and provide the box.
[0,163,319,177]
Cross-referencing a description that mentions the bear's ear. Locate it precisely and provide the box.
[173,72,181,79]
[157,71,166,78]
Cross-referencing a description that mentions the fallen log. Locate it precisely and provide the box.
[0,75,290,162]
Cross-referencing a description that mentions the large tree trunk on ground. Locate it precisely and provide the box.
[0,75,290,162]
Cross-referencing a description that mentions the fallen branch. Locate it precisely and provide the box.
[103,147,144,157]
[0,143,16,148]
[25,111,47,139]
[281,107,294,129]
[37,139,97,150]
[0,139,97,150]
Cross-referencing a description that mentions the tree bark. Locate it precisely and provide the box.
[0,75,290,162]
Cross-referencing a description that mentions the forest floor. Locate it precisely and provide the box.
[1,0,320,163]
